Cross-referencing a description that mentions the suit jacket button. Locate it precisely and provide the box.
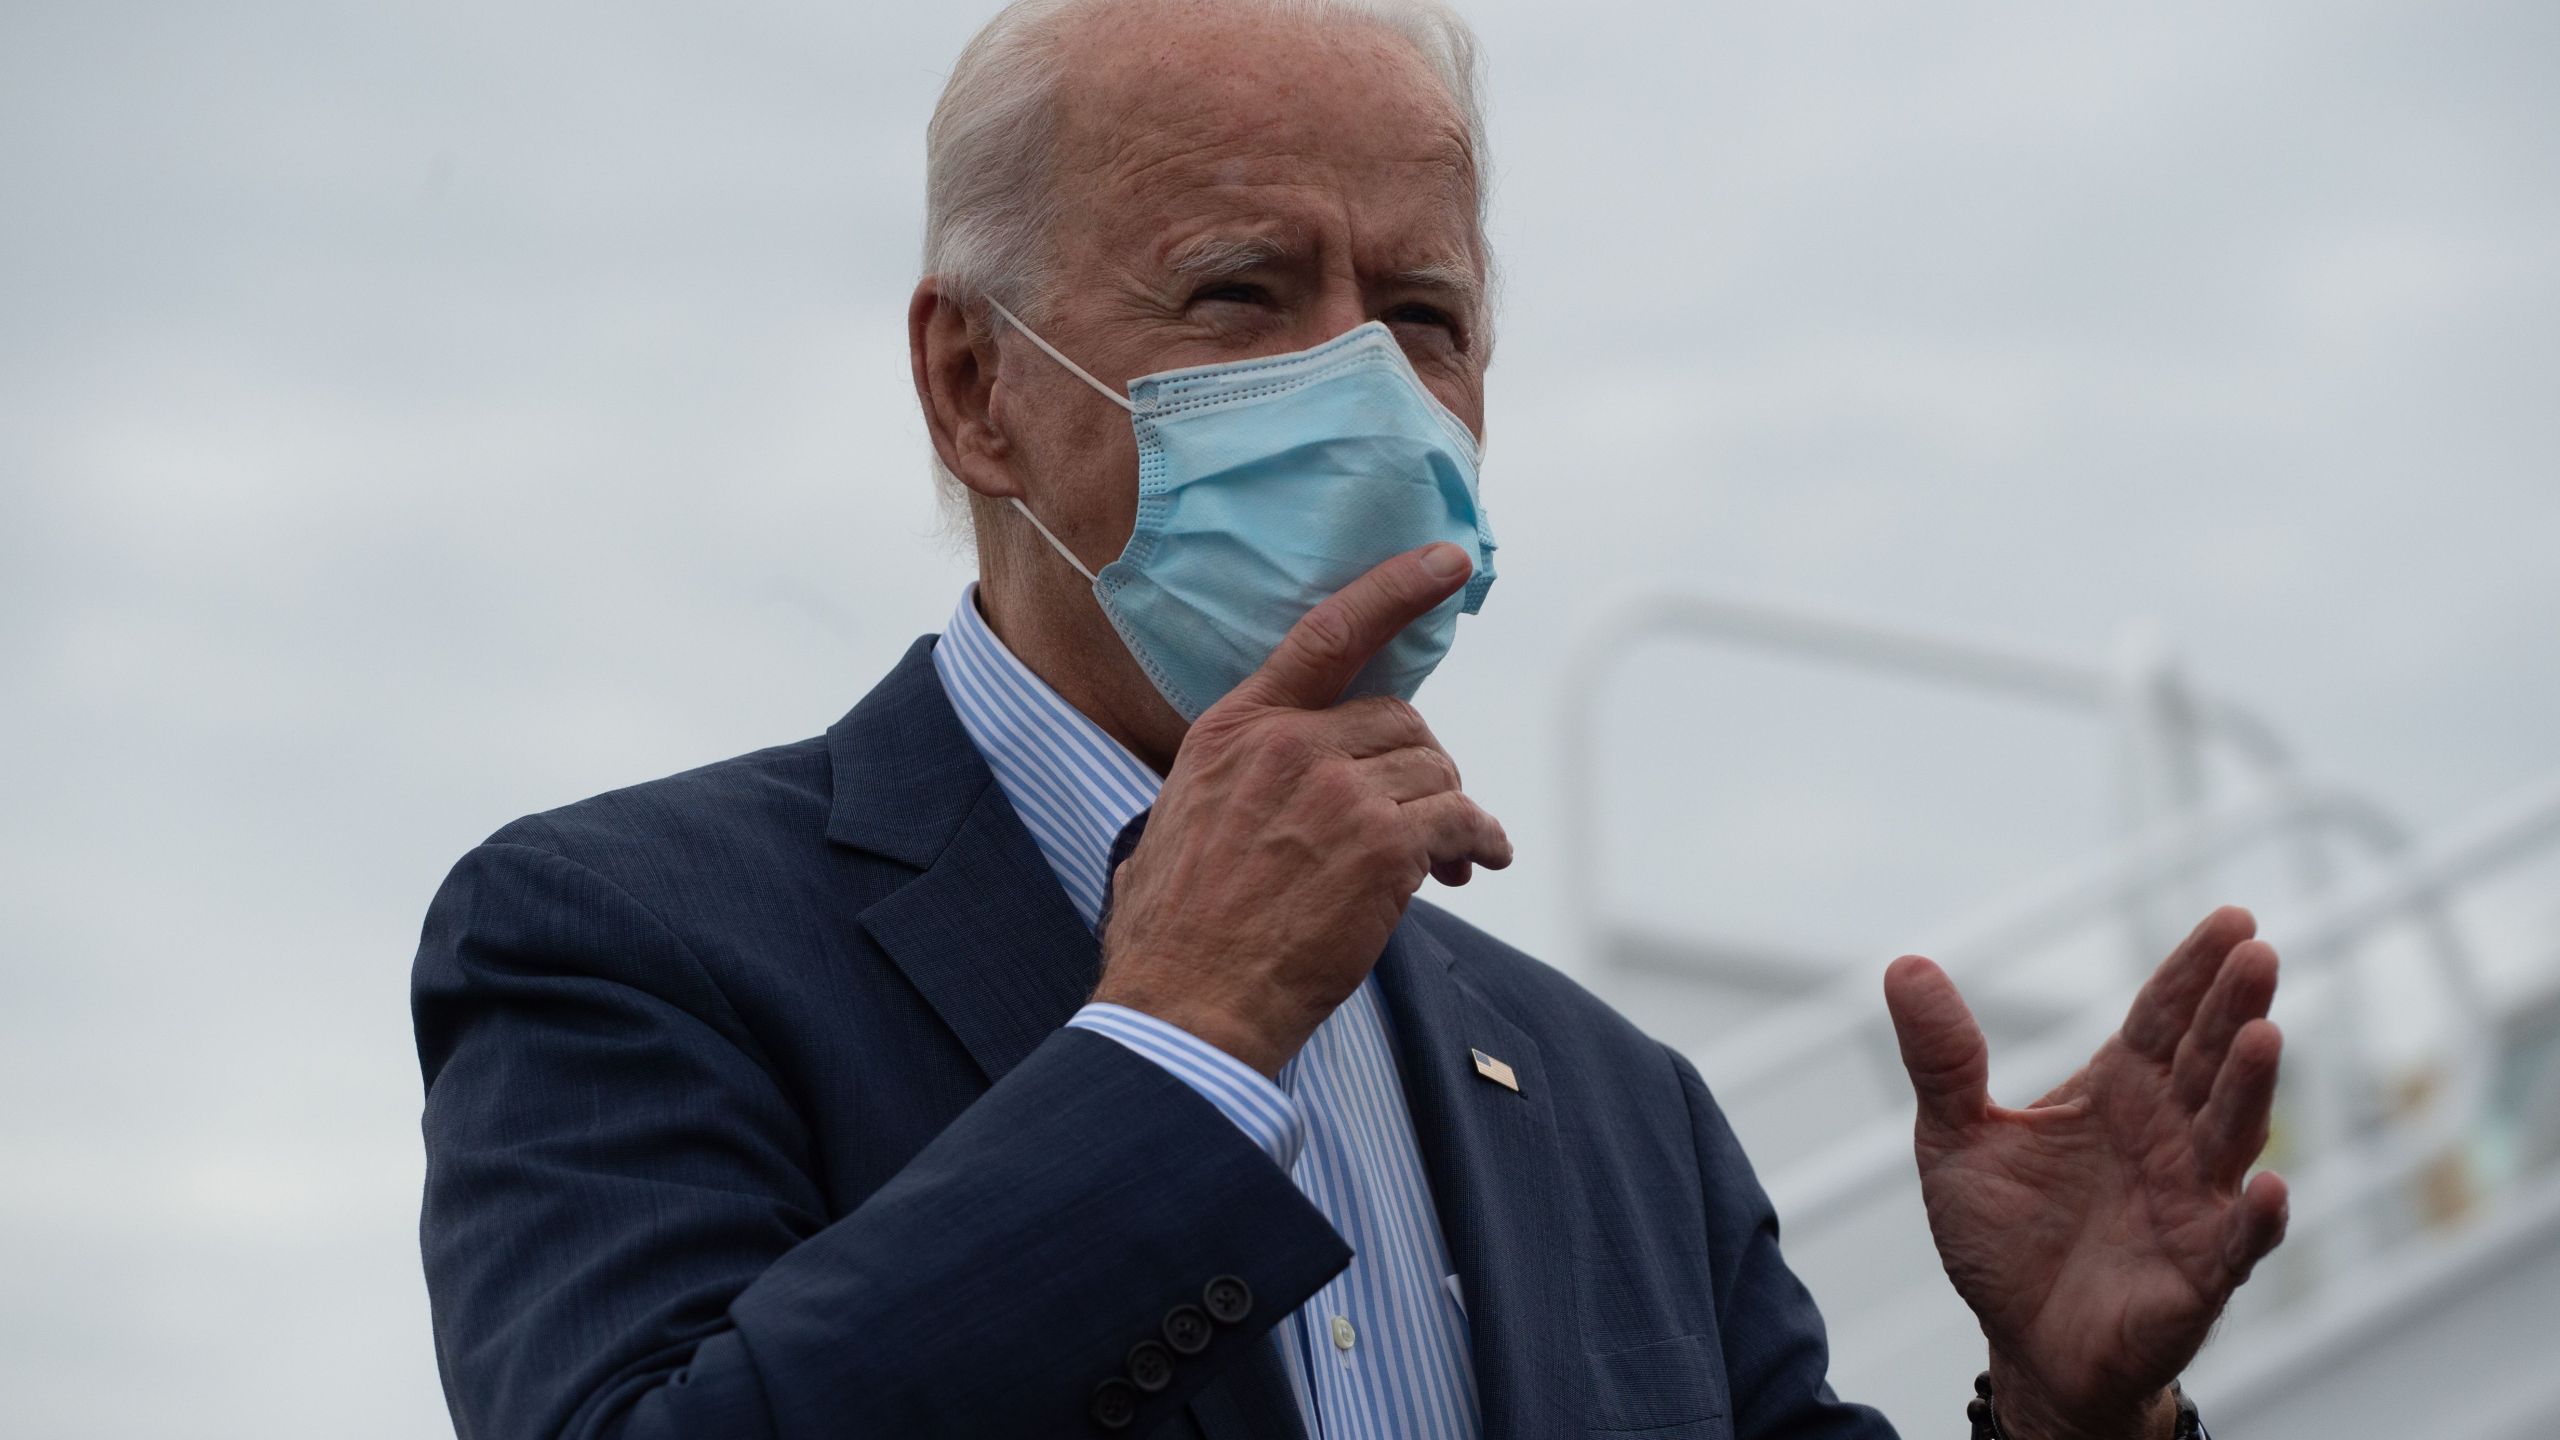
[1090,1378,1139,1431]
[1202,1274,1252,1324]
[1126,1339,1174,1392]
[1163,1302,1213,1355]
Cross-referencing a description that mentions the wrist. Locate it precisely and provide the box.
[1088,977,1294,1079]
[1983,1357,2175,1440]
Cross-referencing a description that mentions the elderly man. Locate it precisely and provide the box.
[412,1,2290,1437]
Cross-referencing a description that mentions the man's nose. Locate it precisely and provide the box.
[1296,283,1370,350]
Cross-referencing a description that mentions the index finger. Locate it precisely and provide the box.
[1224,542,1473,711]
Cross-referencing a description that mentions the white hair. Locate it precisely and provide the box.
[920,0,1494,533]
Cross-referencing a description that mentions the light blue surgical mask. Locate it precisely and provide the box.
[990,302,1497,721]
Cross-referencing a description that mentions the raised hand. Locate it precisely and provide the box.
[1093,542,1511,1078]
[1884,906,2290,1440]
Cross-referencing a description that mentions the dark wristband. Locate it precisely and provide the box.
[1967,1372,2203,1440]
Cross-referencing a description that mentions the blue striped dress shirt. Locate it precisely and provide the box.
[933,586,1482,1440]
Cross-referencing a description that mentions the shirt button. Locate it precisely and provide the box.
[1330,1314,1357,1351]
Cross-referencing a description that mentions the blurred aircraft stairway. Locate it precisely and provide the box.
[1562,593,2560,1440]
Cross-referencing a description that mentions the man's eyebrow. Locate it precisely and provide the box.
[1160,234,1485,317]
[1162,233,1291,280]
[1386,260,1485,315]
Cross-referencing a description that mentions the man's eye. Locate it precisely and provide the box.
[1387,302,1458,333]
[1192,283,1271,306]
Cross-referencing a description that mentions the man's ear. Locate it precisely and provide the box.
[909,278,1021,500]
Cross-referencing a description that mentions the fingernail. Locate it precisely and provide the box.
[1421,543,1470,580]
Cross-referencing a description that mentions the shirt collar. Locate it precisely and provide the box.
[930,584,1161,929]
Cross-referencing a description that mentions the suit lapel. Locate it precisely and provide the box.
[826,637,1102,1083]
[853,783,1104,1082]
[1374,916,1584,1438]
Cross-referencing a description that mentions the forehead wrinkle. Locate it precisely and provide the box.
[1059,28,1476,207]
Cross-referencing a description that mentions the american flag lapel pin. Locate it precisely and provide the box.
[1470,1048,1520,1093]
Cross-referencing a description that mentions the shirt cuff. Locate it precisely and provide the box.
[1067,1003,1305,1170]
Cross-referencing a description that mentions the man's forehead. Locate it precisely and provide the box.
[1052,0,1467,135]
[1072,70,1472,183]
[1050,3,1479,256]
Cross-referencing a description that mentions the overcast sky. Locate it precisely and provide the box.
[4,1,2555,1434]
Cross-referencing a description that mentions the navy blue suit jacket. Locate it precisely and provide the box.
[413,637,1895,1440]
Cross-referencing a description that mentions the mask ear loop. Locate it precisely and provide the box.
[1007,495,1099,584]
[987,300,1138,414]
[982,299,1132,586]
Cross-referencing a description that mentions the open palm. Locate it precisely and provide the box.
[1884,906,2291,1437]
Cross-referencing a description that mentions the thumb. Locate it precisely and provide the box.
[1224,542,1473,712]
[1884,954,1991,1135]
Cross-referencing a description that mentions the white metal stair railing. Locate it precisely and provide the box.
[1559,592,2478,1039]
[1558,589,2560,1440]
[1697,779,2442,1105]
[1555,590,2423,977]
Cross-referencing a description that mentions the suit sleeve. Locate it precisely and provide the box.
[413,838,1351,1440]
[1066,1002,1308,1168]
[1667,1045,1902,1440]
